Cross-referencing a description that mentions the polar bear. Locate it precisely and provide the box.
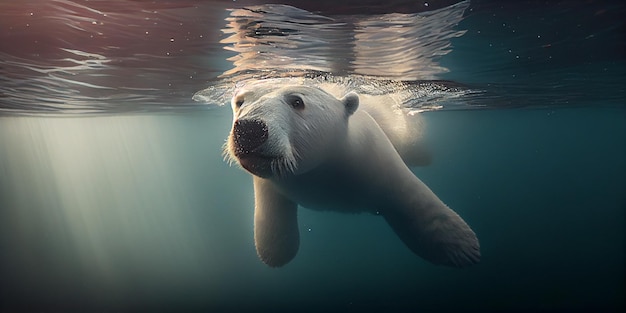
[226,84,480,268]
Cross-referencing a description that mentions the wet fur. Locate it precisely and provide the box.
[226,85,480,267]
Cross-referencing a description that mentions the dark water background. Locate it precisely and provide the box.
[0,0,624,312]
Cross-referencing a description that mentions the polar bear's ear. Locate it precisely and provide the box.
[341,92,359,116]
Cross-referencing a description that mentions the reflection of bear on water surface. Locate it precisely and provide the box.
[226,83,480,268]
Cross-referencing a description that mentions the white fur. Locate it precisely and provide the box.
[226,85,479,267]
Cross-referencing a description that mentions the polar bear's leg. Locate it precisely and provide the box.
[253,176,299,267]
[383,206,480,268]
[381,182,480,268]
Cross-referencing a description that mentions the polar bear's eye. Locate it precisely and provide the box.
[235,99,244,108]
[286,95,304,110]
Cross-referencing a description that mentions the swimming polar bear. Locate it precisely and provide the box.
[225,84,480,268]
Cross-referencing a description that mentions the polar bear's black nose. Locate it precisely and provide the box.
[233,119,268,153]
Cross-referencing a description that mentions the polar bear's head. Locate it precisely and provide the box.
[226,85,359,178]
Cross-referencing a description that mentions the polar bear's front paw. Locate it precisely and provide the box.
[428,215,481,267]
[384,209,481,268]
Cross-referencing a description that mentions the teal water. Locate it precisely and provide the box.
[1,107,623,312]
[1,1,624,312]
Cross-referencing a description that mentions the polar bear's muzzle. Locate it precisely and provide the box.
[232,119,268,154]
[230,118,276,178]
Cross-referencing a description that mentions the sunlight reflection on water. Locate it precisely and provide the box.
[0,0,476,114]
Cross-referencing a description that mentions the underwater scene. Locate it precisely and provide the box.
[0,0,624,312]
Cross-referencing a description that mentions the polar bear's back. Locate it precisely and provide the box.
[318,83,431,166]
